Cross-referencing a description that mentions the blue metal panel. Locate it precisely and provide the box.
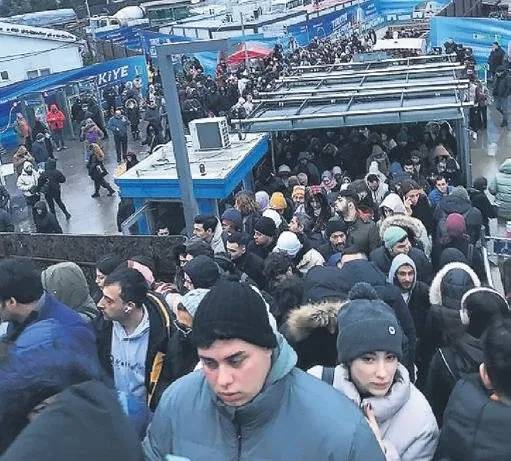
[115,135,268,201]
[133,198,150,234]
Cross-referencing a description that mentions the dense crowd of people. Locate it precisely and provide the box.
[2,108,511,459]
[2,25,511,461]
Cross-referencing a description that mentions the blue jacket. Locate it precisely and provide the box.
[107,115,130,138]
[143,334,385,461]
[428,186,452,208]
[6,292,99,361]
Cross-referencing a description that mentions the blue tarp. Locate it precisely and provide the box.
[430,16,511,64]
[0,56,148,149]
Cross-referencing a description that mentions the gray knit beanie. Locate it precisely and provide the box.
[337,283,403,363]
[180,288,210,318]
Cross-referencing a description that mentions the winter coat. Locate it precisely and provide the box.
[411,195,435,236]
[210,217,226,254]
[234,250,266,288]
[87,154,108,181]
[428,187,452,209]
[370,246,432,284]
[107,115,130,138]
[280,300,341,370]
[492,71,511,98]
[1,381,144,461]
[41,262,98,322]
[163,328,198,387]
[33,201,62,234]
[467,187,497,234]
[422,262,481,375]
[425,334,483,425]
[32,139,49,164]
[303,263,417,375]
[2,291,99,359]
[46,104,65,130]
[387,254,431,342]
[93,291,173,411]
[489,158,511,219]
[16,162,39,197]
[142,333,386,461]
[379,213,432,258]
[309,364,439,461]
[345,217,381,255]
[434,194,483,244]
[434,374,511,461]
[38,158,65,195]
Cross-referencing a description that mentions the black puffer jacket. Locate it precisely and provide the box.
[422,262,481,375]
[434,374,511,461]
[425,334,483,425]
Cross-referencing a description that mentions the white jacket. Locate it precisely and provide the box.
[17,167,40,197]
[309,363,439,461]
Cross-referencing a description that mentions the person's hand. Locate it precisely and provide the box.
[363,403,386,454]
[403,196,413,216]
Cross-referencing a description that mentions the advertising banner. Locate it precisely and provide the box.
[0,56,148,149]
[430,16,511,64]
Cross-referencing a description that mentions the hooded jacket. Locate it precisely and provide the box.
[32,137,49,164]
[41,262,98,322]
[17,161,40,197]
[370,245,432,284]
[425,333,483,425]
[94,291,174,411]
[489,158,511,219]
[309,364,439,461]
[46,104,65,130]
[434,190,483,243]
[1,381,144,461]
[422,262,481,373]
[143,334,385,461]
[388,254,431,342]
[210,217,226,254]
[434,374,511,461]
[280,300,342,370]
[380,213,432,258]
[38,158,66,195]
[34,201,62,234]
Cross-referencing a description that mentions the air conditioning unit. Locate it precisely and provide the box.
[189,117,231,152]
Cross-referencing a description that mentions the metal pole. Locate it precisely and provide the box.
[156,52,198,235]
[85,0,92,18]
[240,12,249,69]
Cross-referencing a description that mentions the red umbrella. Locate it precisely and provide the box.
[226,42,272,65]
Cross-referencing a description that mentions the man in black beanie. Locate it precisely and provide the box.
[143,280,385,461]
[318,220,348,260]
[182,255,220,291]
[247,216,277,260]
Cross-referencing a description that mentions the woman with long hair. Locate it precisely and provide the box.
[86,144,115,198]
[234,190,261,237]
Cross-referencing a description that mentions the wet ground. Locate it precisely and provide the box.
[6,133,149,235]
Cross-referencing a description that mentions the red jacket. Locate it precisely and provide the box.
[47,105,65,130]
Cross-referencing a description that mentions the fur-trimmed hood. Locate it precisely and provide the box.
[282,301,344,342]
[379,214,432,257]
[429,262,481,308]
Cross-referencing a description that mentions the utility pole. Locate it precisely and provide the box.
[156,39,229,235]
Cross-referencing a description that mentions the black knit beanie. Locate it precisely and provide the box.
[183,255,220,289]
[192,280,277,349]
[254,216,277,237]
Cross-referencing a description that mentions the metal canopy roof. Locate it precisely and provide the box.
[233,55,472,133]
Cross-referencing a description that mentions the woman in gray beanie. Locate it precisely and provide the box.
[309,282,438,461]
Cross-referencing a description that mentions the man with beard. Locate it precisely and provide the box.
[318,220,347,260]
[333,190,379,255]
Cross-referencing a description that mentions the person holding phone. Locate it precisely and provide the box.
[309,282,439,460]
